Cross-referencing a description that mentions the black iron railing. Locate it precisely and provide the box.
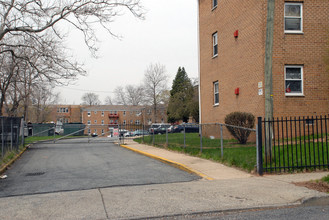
[257,116,329,174]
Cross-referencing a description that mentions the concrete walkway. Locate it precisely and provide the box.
[0,141,328,219]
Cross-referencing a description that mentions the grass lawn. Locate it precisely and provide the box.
[264,141,329,172]
[135,133,257,172]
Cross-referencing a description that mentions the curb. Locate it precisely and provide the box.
[0,145,30,175]
[120,144,214,180]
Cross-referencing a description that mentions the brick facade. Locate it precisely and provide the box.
[81,105,167,135]
[199,0,329,125]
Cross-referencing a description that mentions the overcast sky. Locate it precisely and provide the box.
[55,0,198,105]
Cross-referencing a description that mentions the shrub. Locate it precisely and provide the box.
[224,112,255,144]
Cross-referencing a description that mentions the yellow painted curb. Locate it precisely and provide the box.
[120,144,214,180]
[0,145,30,175]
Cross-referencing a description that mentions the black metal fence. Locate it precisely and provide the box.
[0,117,23,158]
[257,116,329,174]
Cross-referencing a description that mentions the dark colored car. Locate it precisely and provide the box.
[172,123,199,133]
[153,124,171,134]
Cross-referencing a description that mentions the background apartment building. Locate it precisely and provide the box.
[199,0,329,124]
[81,105,168,135]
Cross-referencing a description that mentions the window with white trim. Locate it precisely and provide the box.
[284,3,303,33]
[94,120,97,124]
[214,81,219,105]
[123,120,126,125]
[101,120,104,125]
[87,111,91,117]
[212,0,217,9]
[285,66,303,96]
[135,120,140,125]
[212,32,218,57]
[87,120,91,125]
[101,111,104,116]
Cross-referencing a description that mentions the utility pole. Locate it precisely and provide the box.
[264,0,275,158]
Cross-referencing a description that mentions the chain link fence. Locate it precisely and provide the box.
[124,123,258,172]
[0,117,24,159]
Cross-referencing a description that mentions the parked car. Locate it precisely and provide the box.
[133,130,149,136]
[153,124,171,135]
[91,133,98,137]
[172,123,199,133]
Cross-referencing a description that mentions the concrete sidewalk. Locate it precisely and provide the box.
[0,141,328,220]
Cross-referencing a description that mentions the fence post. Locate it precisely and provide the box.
[184,124,186,148]
[257,117,263,175]
[1,118,4,158]
[220,124,224,158]
[53,125,56,143]
[166,126,168,147]
[200,124,203,153]
[152,129,155,146]
[10,119,13,151]
[142,124,144,143]
[21,118,25,147]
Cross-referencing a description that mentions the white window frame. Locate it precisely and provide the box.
[101,111,104,117]
[135,120,140,125]
[123,120,126,125]
[212,0,218,10]
[123,111,126,116]
[214,81,219,106]
[101,120,104,125]
[87,111,91,117]
[284,2,303,34]
[212,32,218,57]
[87,120,91,125]
[284,65,304,96]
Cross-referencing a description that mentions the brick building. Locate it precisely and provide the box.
[48,105,83,123]
[198,0,329,124]
[81,105,168,135]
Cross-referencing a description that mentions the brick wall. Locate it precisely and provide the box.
[199,0,266,124]
[199,0,329,127]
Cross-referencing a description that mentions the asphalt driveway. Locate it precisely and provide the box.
[0,139,200,197]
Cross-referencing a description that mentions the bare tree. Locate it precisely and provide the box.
[0,0,144,55]
[0,0,144,116]
[104,96,114,105]
[0,33,84,116]
[31,84,59,123]
[114,86,127,105]
[82,93,101,106]
[143,63,168,123]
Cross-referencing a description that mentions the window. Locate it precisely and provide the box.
[94,111,97,114]
[87,111,91,117]
[130,120,133,124]
[147,109,152,115]
[212,0,217,9]
[88,129,91,134]
[94,120,97,124]
[123,120,126,125]
[285,66,303,96]
[284,3,303,33]
[136,120,140,125]
[123,111,126,116]
[101,120,104,125]
[65,108,68,113]
[87,120,91,125]
[212,32,218,57]
[101,111,104,116]
[101,129,104,135]
[214,81,219,105]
